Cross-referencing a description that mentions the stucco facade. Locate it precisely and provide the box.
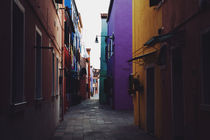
[132,0,210,140]
[132,0,162,138]
[99,13,108,104]
[0,0,64,140]
[161,1,210,140]
[107,0,133,110]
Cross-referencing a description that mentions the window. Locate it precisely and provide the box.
[158,45,167,66]
[110,41,113,57]
[55,0,63,4]
[105,45,108,62]
[56,58,59,95]
[35,26,42,99]
[150,0,161,7]
[202,30,210,104]
[12,0,25,104]
[64,21,70,47]
[106,38,115,60]
[107,43,110,59]
[111,43,115,56]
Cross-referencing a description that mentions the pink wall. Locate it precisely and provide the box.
[0,0,63,139]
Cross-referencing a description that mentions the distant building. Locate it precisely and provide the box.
[63,0,75,112]
[65,0,83,106]
[79,57,88,100]
[92,68,100,96]
[86,48,91,98]
[99,13,108,104]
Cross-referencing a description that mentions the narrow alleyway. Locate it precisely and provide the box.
[50,99,156,140]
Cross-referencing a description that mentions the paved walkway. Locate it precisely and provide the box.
[90,93,99,100]
[50,100,156,140]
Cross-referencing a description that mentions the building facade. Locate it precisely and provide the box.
[79,57,88,100]
[106,0,133,110]
[86,48,91,98]
[92,68,100,96]
[0,0,64,140]
[161,1,210,140]
[99,13,108,104]
[132,0,210,140]
[65,0,83,106]
[131,0,163,138]
[63,0,75,112]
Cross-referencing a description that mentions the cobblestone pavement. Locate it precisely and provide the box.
[50,99,156,140]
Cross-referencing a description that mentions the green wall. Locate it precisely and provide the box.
[99,17,108,104]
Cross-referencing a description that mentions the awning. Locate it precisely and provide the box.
[144,33,174,47]
[128,51,157,62]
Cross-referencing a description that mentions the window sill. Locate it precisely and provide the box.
[10,101,27,113]
[13,101,27,106]
[200,104,210,112]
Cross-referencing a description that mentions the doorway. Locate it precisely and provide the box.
[146,67,155,134]
[171,47,184,140]
[35,27,42,99]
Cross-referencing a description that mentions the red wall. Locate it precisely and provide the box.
[0,1,12,114]
[0,0,64,140]
[64,46,71,112]
[162,1,210,140]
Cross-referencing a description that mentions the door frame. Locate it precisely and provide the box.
[170,45,184,140]
[145,64,155,134]
[35,25,43,100]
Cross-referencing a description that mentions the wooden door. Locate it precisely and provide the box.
[147,67,155,134]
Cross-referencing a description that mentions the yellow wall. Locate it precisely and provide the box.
[132,0,162,138]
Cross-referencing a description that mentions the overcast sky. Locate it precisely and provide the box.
[75,0,110,69]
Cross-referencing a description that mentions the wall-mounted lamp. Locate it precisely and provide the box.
[95,34,115,43]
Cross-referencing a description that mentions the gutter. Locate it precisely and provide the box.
[107,0,114,22]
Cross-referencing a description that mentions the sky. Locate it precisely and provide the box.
[75,0,110,69]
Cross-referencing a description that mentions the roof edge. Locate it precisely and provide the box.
[101,13,108,19]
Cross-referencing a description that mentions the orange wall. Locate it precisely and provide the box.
[132,0,162,138]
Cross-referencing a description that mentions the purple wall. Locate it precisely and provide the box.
[107,0,133,110]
